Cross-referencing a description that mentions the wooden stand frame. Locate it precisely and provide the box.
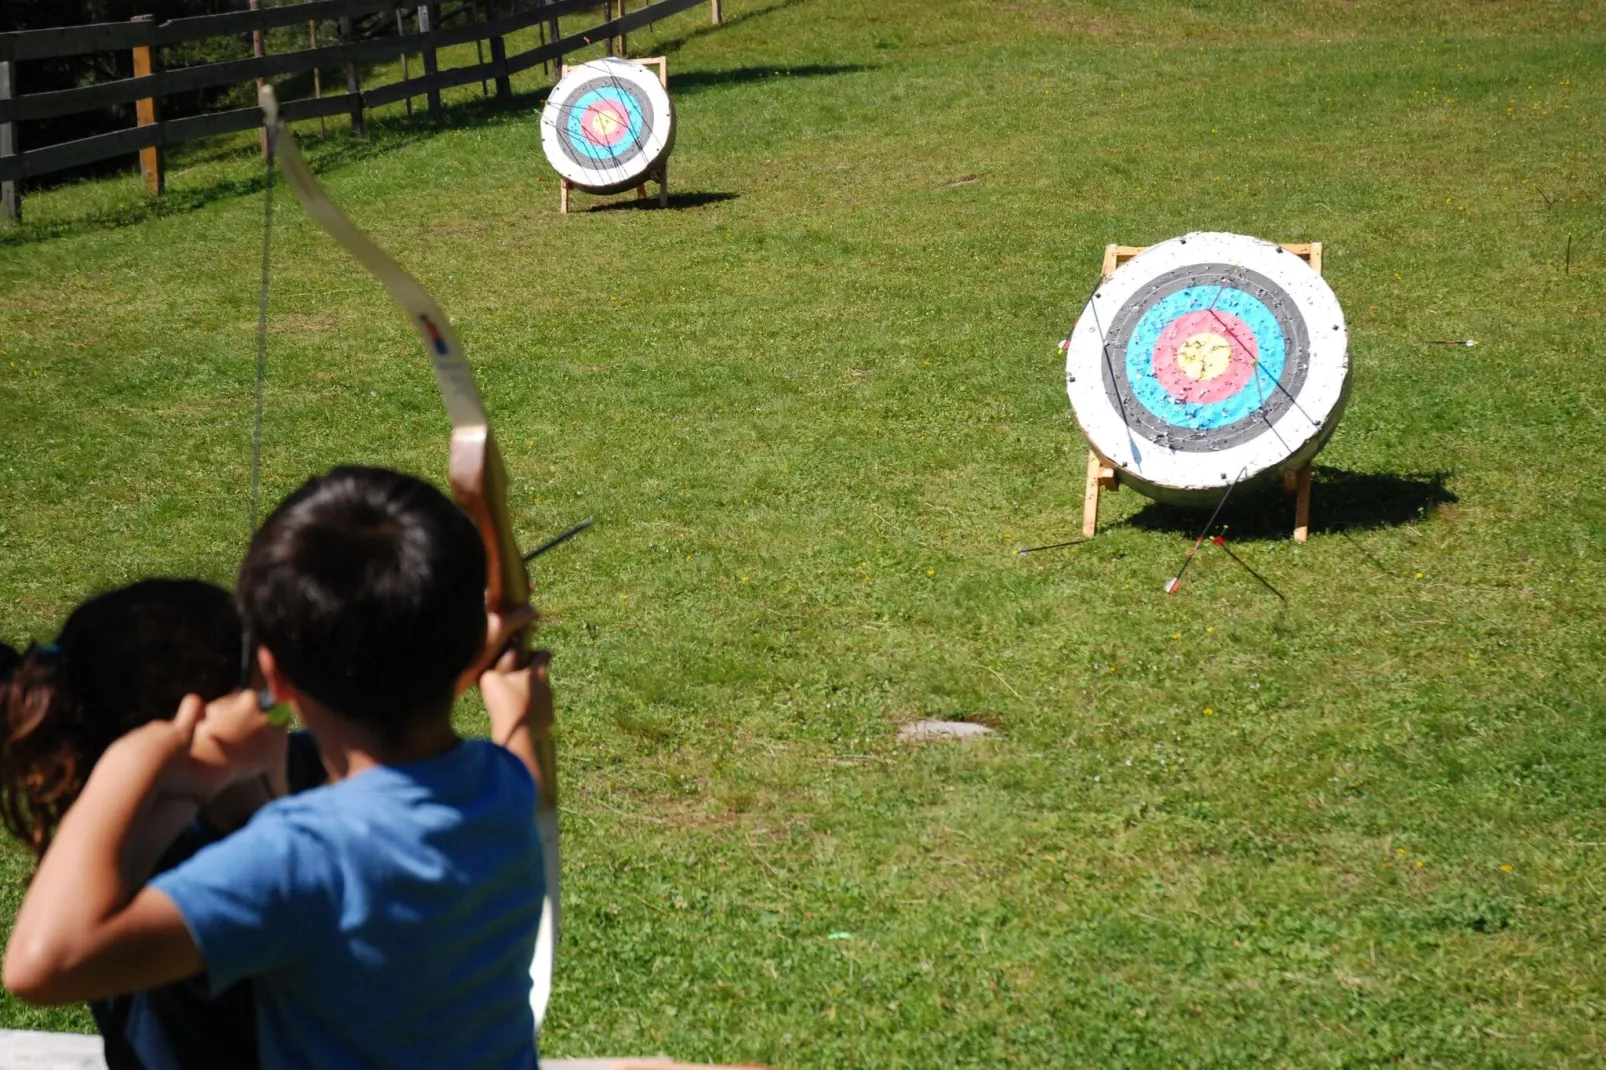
[1081,240,1323,543]
[560,56,669,214]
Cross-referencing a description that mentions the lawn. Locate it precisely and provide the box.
[2,0,1605,1064]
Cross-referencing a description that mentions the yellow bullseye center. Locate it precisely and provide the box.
[589,110,621,138]
[1176,332,1232,381]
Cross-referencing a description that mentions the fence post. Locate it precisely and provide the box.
[549,3,562,80]
[711,0,722,25]
[395,9,413,117]
[338,15,364,134]
[489,3,511,100]
[250,0,268,159]
[131,15,164,196]
[310,19,327,136]
[470,1,488,96]
[420,4,442,120]
[0,61,18,225]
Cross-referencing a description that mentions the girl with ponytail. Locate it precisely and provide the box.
[0,578,319,1069]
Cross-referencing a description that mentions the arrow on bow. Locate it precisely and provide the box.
[257,86,560,1031]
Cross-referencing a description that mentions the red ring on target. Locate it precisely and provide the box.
[1150,309,1257,405]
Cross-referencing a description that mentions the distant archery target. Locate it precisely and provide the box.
[1064,233,1350,503]
[540,58,674,195]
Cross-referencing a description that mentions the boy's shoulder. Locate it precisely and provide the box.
[265,739,535,835]
[154,740,540,926]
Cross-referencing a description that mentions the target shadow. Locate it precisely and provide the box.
[1122,467,1458,542]
[582,191,740,212]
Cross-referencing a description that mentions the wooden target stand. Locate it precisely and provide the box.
[559,56,670,214]
[1081,240,1324,543]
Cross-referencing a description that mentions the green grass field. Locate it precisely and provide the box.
[3,0,1605,1064]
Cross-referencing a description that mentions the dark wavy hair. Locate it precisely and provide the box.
[0,579,241,858]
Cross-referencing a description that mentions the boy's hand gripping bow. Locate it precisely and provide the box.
[258,87,560,1031]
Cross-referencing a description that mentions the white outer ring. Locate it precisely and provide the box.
[540,58,675,193]
[1065,232,1349,499]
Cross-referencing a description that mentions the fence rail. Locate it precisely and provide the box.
[0,0,718,222]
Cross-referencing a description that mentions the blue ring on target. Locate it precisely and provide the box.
[564,87,646,162]
[1124,285,1286,430]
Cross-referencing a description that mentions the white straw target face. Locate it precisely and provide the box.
[1065,232,1350,503]
[540,58,675,194]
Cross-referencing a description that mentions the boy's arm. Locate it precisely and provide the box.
[3,691,277,1005]
[479,649,553,795]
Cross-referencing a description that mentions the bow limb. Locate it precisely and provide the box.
[258,87,560,1031]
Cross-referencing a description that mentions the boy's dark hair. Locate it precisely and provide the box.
[238,466,486,733]
[0,579,241,857]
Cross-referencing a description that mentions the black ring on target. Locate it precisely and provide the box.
[1101,264,1311,453]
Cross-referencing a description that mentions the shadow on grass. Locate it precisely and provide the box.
[0,173,266,249]
[580,190,738,212]
[1123,467,1458,541]
[0,119,436,249]
[651,0,815,56]
[669,63,873,95]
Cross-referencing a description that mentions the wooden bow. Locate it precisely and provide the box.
[257,86,560,1031]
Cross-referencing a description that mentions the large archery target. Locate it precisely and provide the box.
[540,58,675,195]
[1065,232,1349,504]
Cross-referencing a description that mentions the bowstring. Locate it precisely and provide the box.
[243,133,275,689]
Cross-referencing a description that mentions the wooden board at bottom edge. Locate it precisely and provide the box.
[0,1031,769,1070]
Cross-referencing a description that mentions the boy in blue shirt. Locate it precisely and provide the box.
[4,466,550,1069]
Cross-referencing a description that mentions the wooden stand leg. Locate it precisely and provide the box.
[657,161,668,208]
[1082,450,1102,538]
[1293,464,1311,543]
[560,179,570,214]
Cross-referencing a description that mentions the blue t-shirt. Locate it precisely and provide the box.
[152,740,543,1070]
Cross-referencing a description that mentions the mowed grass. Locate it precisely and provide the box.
[3,0,1606,1063]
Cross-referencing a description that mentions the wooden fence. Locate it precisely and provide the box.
[0,0,722,224]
